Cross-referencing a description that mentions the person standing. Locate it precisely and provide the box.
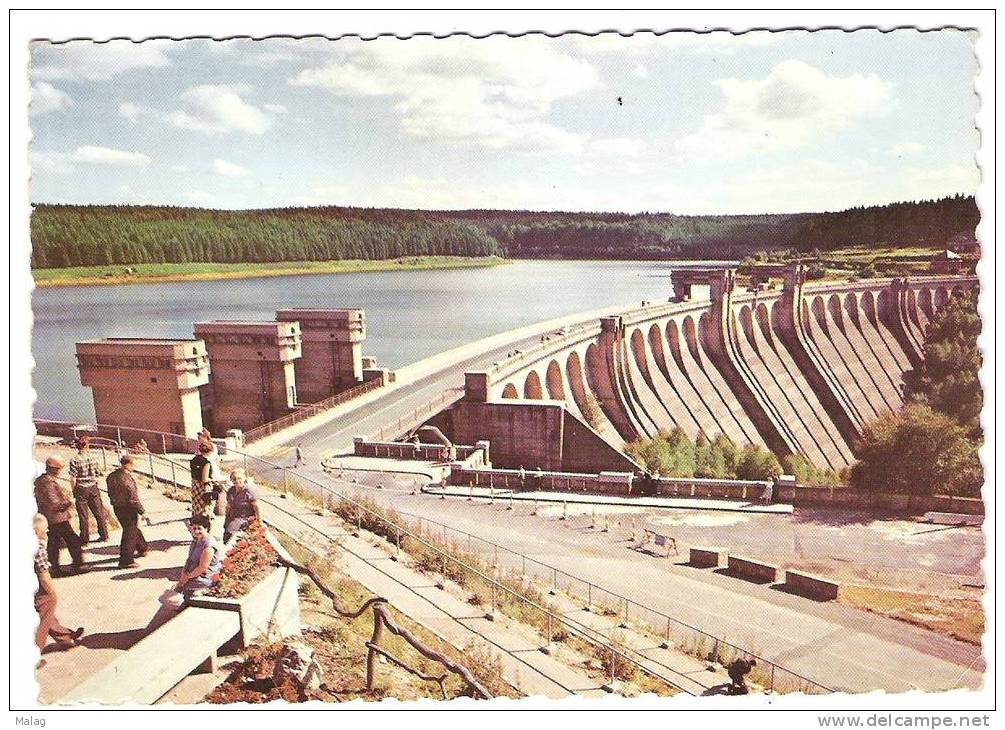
[106,454,148,568]
[294,444,304,469]
[189,441,215,519]
[223,468,261,544]
[68,437,109,544]
[33,514,84,665]
[33,456,85,576]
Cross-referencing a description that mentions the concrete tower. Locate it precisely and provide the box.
[75,338,210,441]
[275,309,366,402]
[193,321,302,432]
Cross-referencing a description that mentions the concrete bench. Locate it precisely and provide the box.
[61,606,240,704]
[689,547,725,568]
[784,570,840,601]
[726,555,779,584]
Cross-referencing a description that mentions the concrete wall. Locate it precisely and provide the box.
[451,398,566,471]
[490,273,977,471]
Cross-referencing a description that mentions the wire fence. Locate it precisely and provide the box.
[34,418,832,695]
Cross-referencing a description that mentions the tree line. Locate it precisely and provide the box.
[30,195,977,269]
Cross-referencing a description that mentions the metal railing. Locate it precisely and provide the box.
[243,378,387,443]
[76,429,694,694]
[34,418,833,695]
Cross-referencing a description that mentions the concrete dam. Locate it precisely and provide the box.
[449,267,977,472]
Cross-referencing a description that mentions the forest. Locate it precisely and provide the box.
[30,195,978,269]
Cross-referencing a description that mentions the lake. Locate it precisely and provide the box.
[32,259,679,421]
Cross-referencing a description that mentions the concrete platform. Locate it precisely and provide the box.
[33,463,198,703]
[422,486,794,515]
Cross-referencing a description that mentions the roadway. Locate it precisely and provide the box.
[263,308,984,695]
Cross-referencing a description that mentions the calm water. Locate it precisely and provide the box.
[32,260,677,421]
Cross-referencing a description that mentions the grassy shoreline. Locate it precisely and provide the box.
[32,256,508,288]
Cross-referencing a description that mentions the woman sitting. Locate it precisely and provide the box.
[175,515,223,599]
[224,468,261,544]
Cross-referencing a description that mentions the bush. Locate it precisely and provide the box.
[850,404,983,497]
[736,444,783,481]
[582,394,605,430]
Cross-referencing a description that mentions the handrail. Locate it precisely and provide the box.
[108,436,685,695]
[271,542,491,700]
[35,417,831,694]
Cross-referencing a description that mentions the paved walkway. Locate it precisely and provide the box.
[423,485,794,515]
[32,446,196,704]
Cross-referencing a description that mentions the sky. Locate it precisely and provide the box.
[27,29,980,215]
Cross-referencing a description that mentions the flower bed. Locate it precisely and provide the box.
[208,520,278,599]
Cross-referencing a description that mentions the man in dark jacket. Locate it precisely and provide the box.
[727,657,757,694]
[106,454,148,568]
[33,456,85,576]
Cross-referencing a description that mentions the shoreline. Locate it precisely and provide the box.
[32,256,508,288]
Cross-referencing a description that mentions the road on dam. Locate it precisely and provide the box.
[260,310,983,694]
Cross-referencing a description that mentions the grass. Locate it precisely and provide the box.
[840,584,984,646]
[32,255,508,287]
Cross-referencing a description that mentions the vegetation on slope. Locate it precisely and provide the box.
[30,195,977,269]
[851,294,984,497]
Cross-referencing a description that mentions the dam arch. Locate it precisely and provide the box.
[523,370,544,400]
[545,360,565,400]
[501,383,518,399]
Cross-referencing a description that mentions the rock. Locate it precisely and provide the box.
[272,641,323,691]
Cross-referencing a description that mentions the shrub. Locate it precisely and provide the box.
[850,404,983,497]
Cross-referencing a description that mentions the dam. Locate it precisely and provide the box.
[449,267,977,471]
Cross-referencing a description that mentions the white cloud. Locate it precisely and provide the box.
[889,141,927,157]
[632,64,650,80]
[118,102,143,123]
[212,158,248,177]
[290,35,603,154]
[72,145,151,167]
[677,60,893,160]
[31,40,171,81]
[591,137,647,158]
[263,103,288,114]
[169,85,271,135]
[30,82,73,115]
[29,150,75,175]
[29,145,151,175]
[171,164,190,173]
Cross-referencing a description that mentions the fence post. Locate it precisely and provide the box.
[170,460,177,490]
[587,583,592,610]
[770,664,775,693]
[148,451,154,479]
[550,567,557,595]
[100,447,108,471]
[366,608,384,691]
[161,434,167,454]
[662,617,671,649]
[243,453,249,471]
[394,528,401,561]
[620,599,629,628]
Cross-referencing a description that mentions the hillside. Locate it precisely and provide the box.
[30,196,978,269]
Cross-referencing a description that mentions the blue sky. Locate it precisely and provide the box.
[28,29,979,215]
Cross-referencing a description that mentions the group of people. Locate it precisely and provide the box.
[32,430,263,664]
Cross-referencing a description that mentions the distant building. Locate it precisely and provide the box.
[929,249,967,275]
